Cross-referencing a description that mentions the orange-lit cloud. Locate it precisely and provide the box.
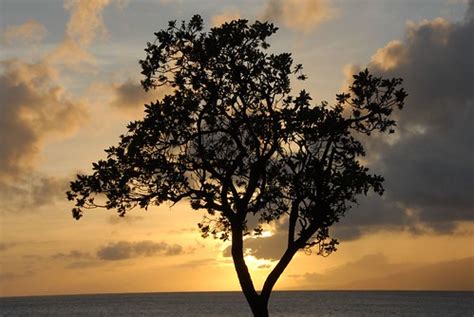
[47,0,121,67]
[262,0,335,32]
[0,60,87,180]
[0,1,110,213]
[0,57,86,213]
[2,20,47,45]
[370,40,406,71]
[64,0,111,46]
[212,10,241,27]
[46,38,96,67]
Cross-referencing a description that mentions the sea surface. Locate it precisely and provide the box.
[0,291,472,316]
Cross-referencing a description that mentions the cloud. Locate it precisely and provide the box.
[2,20,47,45]
[242,234,287,261]
[173,258,216,269]
[0,59,87,180]
[0,242,16,251]
[333,3,474,238]
[66,261,106,269]
[0,53,87,213]
[212,10,241,27]
[291,254,474,290]
[90,79,170,115]
[0,270,35,281]
[46,38,96,67]
[0,0,122,181]
[51,249,101,269]
[261,0,335,32]
[0,175,70,213]
[347,257,474,290]
[222,220,288,261]
[63,0,111,47]
[96,240,184,261]
[109,80,162,111]
[370,40,406,71]
[47,0,123,67]
[52,242,185,269]
[51,250,92,260]
[0,1,125,213]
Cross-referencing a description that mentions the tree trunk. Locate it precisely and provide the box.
[250,297,269,317]
[231,224,302,316]
[261,246,298,304]
[231,225,270,316]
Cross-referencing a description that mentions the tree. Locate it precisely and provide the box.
[67,15,406,316]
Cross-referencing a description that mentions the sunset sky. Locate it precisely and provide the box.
[0,0,473,297]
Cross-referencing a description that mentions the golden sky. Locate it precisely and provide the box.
[0,0,473,297]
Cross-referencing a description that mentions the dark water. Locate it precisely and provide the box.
[1,291,472,316]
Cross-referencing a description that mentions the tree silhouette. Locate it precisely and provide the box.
[67,15,406,316]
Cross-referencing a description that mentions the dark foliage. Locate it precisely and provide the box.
[67,15,406,316]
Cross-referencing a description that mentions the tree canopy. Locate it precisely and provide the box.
[67,15,406,316]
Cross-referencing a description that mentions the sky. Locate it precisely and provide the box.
[0,0,473,297]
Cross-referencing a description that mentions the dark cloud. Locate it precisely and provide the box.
[96,240,184,261]
[243,233,287,261]
[333,3,474,238]
[109,80,167,112]
[223,220,288,261]
[109,80,150,110]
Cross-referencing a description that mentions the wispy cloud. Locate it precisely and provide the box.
[51,250,93,260]
[2,20,46,45]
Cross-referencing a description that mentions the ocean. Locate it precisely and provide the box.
[0,291,472,316]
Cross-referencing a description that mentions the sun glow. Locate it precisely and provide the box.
[244,255,275,271]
